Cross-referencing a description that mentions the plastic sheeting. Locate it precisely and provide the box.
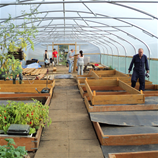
[22,63,41,69]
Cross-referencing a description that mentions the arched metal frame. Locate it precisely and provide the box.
[0,0,157,73]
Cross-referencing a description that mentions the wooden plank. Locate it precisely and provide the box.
[82,86,123,91]
[25,68,36,75]
[93,94,144,105]
[87,79,117,87]
[79,86,84,98]
[35,74,45,80]
[31,69,41,75]
[115,71,128,77]
[90,71,100,79]
[93,122,158,146]
[119,80,141,94]
[84,96,158,112]
[109,151,158,158]
[0,80,53,84]
[0,84,52,88]
[85,80,93,100]
[0,86,52,93]
[94,70,115,75]
[0,93,50,99]
[39,69,47,74]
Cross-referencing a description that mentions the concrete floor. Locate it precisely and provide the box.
[34,75,104,158]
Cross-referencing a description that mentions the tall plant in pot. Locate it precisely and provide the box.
[0,9,38,83]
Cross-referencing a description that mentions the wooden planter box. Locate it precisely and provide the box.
[89,69,128,77]
[81,83,158,99]
[0,80,55,94]
[0,80,54,84]
[93,122,158,146]
[84,96,158,112]
[0,125,43,151]
[0,93,52,151]
[85,79,144,105]
[109,151,158,158]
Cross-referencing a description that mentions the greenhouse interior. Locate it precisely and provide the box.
[0,1,158,158]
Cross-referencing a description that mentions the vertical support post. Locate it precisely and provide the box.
[58,45,59,65]
[52,42,54,51]
[47,45,48,51]
[75,42,77,54]
[68,45,69,53]
[73,54,78,73]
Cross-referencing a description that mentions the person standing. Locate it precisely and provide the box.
[52,48,58,67]
[44,50,49,67]
[77,50,84,75]
[128,48,149,91]
[67,49,74,73]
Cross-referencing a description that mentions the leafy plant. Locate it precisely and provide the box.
[0,138,28,158]
[0,100,52,134]
[0,53,22,80]
[0,9,38,80]
[109,66,114,70]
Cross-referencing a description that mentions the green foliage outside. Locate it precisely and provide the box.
[0,138,28,158]
[0,100,52,134]
[59,45,68,65]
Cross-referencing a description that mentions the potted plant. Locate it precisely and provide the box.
[0,138,30,158]
[0,100,52,135]
[0,9,38,83]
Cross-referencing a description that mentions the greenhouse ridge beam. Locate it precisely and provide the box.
[0,26,131,28]
[1,1,158,5]
[0,17,152,20]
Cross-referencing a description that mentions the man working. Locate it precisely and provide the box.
[128,48,149,91]
[67,49,74,73]
[52,48,58,67]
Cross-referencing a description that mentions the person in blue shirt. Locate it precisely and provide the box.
[128,48,149,91]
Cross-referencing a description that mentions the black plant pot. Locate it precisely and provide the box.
[0,72,6,80]
[13,79,16,84]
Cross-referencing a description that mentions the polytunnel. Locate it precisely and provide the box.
[0,0,158,83]
[0,1,158,158]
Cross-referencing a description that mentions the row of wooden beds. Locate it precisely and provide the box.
[0,80,55,151]
[76,69,158,158]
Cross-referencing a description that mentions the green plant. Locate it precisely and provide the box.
[0,100,52,134]
[0,9,38,80]
[0,138,28,158]
[0,54,22,79]
[109,66,114,70]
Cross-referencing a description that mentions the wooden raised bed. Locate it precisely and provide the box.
[0,80,55,93]
[84,96,158,112]
[85,79,144,105]
[0,80,54,84]
[108,151,158,158]
[79,79,158,98]
[0,93,52,151]
[93,122,158,146]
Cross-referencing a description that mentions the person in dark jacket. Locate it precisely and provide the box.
[128,48,149,91]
